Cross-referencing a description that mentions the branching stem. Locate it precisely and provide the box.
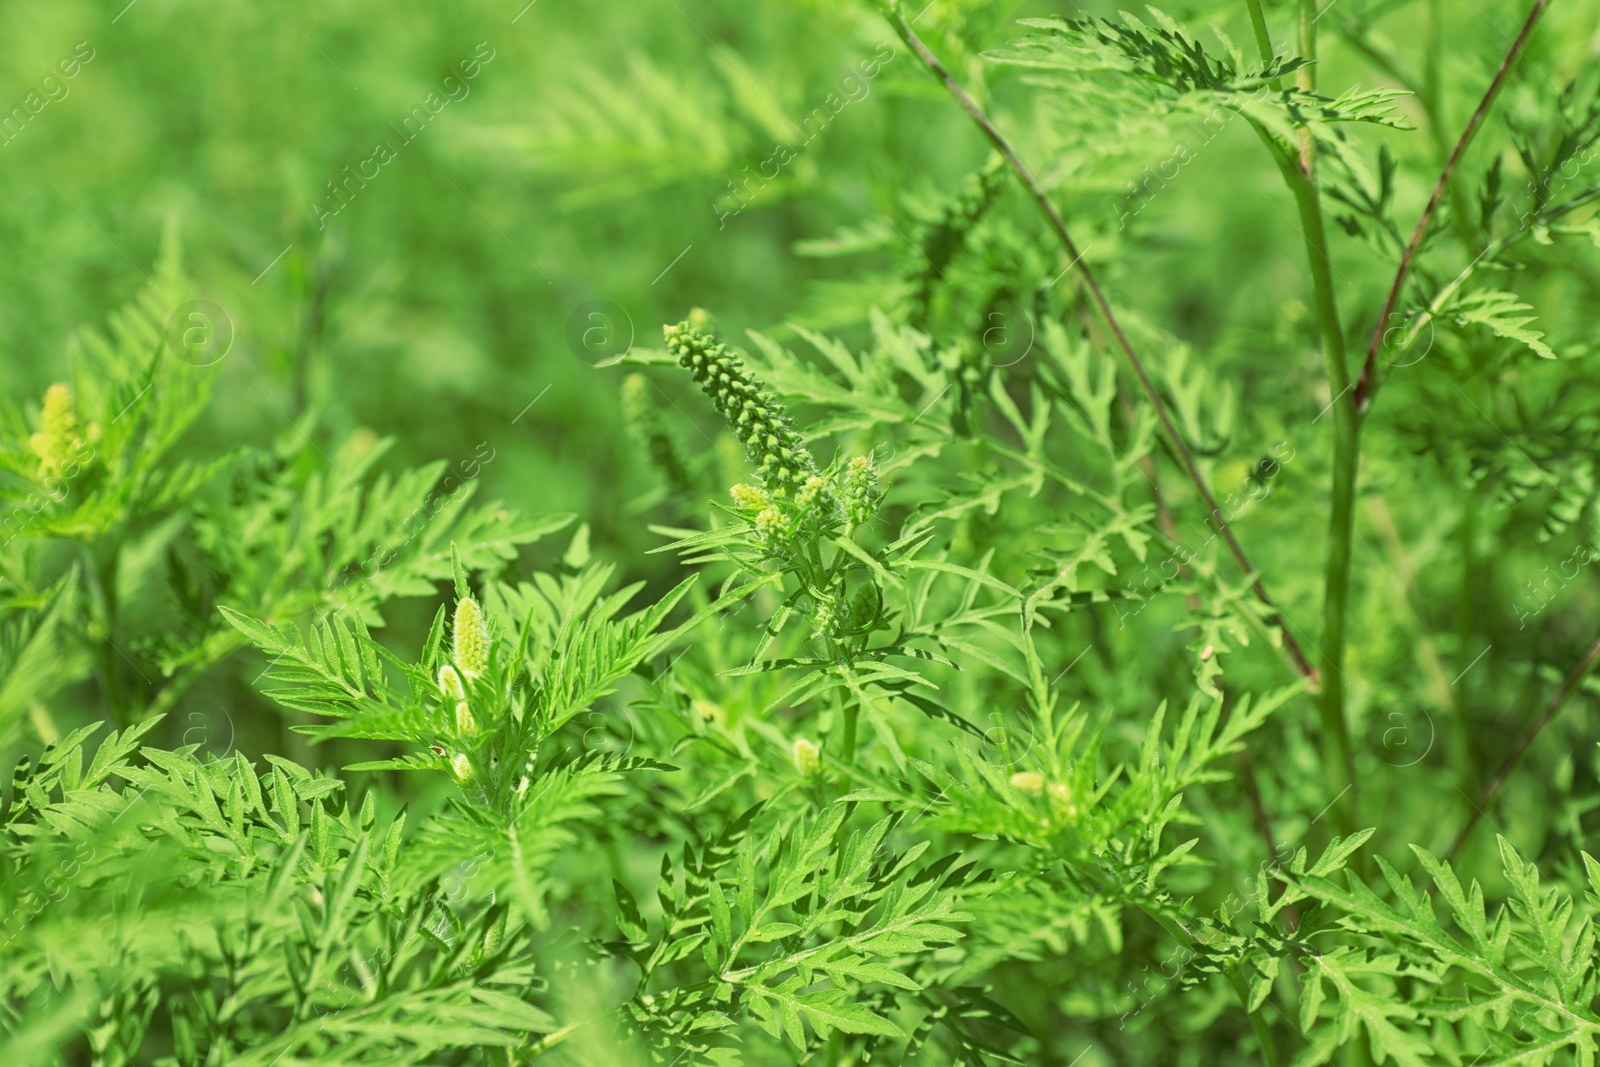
[1352,0,1553,411]
[884,2,1315,682]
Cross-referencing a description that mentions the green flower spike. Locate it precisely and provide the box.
[794,474,834,519]
[811,594,842,641]
[452,596,489,680]
[622,372,696,492]
[454,701,478,737]
[730,482,770,511]
[754,506,792,544]
[663,319,817,493]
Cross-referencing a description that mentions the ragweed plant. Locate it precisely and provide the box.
[8,0,1600,1064]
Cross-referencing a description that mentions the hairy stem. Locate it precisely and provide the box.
[1455,481,1481,794]
[885,2,1315,682]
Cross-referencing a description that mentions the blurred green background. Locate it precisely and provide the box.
[0,0,955,543]
[4,0,1595,565]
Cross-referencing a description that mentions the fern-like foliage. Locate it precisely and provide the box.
[1253,834,1600,1065]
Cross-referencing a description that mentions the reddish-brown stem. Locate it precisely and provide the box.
[888,7,1316,682]
[1445,631,1600,864]
[1353,0,1552,412]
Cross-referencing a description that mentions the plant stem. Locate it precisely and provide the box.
[1352,0,1553,411]
[1125,374,1296,906]
[1253,1,1360,836]
[841,700,859,763]
[1445,630,1600,863]
[1243,0,1282,88]
[1297,169,1361,841]
[1423,0,1443,147]
[1296,0,1317,174]
[885,2,1315,682]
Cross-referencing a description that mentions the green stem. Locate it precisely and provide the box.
[1302,174,1362,842]
[1253,2,1360,836]
[1423,0,1442,132]
[524,1019,587,1057]
[1352,0,1554,409]
[1296,0,1317,174]
[84,542,127,722]
[1243,0,1282,88]
[840,700,858,763]
[885,0,1316,680]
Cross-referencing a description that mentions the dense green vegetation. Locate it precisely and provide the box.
[4,0,1600,1062]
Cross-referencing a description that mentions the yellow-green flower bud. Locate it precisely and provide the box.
[454,700,478,737]
[438,664,466,700]
[452,596,489,680]
[1009,771,1045,796]
[811,595,841,641]
[450,752,473,782]
[730,483,769,511]
[29,383,86,479]
[795,474,834,518]
[840,455,881,532]
[1048,780,1078,817]
[755,507,793,543]
[623,373,696,493]
[792,737,821,777]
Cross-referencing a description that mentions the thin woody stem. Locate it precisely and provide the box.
[885,4,1315,682]
[1353,0,1553,411]
[1445,631,1600,864]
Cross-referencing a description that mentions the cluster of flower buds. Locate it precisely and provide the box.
[910,153,1007,328]
[438,664,477,737]
[795,474,835,517]
[727,481,796,548]
[1009,770,1079,818]
[810,592,843,642]
[670,316,886,559]
[839,456,881,532]
[663,317,817,493]
[29,383,94,479]
[438,594,491,779]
